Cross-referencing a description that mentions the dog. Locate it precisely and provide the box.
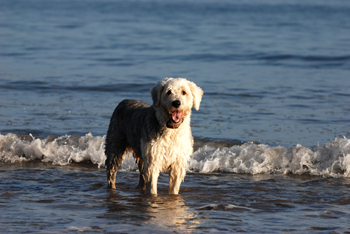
[105,78,203,194]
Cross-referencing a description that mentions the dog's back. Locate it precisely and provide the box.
[105,99,163,189]
[106,99,149,158]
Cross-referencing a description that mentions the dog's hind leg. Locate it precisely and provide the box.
[137,159,145,191]
[105,133,126,189]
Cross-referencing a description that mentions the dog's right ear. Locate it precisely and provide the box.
[151,78,171,107]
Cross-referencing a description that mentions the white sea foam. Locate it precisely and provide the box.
[0,133,106,168]
[188,137,350,177]
[1,133,350,178]
[0,132,137,170]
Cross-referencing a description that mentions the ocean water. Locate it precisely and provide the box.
[1,0,350,233]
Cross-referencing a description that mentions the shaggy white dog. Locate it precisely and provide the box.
[105,78,203,194]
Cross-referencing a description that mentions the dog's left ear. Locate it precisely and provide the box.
[188,81,203,110]
[151,78,171,107]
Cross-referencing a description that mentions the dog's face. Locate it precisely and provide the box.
[151,78,203,128]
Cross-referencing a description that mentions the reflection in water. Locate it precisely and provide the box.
[144,195,199,230]
[104,190,198,232]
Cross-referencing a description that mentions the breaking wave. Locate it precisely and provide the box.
[0,133,107,168]
[188,138,350,178]
[1,133,350,178]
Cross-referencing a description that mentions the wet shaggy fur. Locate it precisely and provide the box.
[105,78,203,194]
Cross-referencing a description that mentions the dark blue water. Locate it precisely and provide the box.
[1,0,350,145]
[1,0,350,233]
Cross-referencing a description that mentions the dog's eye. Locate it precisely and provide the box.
[182,91,186,95]
[166,90,172,96]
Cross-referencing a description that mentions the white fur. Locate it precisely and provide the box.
[105,78,203,195]
[146,78,203,194]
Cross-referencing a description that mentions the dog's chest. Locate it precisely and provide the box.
[146,129,193,170]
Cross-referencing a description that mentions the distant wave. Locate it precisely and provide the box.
[162,53,350,68]
[0,80,153,93]
[258,54,350,62]
[1,133,350,178]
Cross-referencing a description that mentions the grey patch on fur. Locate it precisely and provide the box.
[105,99,166,190]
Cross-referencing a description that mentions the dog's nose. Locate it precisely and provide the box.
[172,100,181,108]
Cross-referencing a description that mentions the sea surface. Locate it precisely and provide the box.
[1,0,350,233]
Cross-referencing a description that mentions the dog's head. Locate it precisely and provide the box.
[151,78,203,129]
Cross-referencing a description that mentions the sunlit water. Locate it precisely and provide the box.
[1,0,350,232]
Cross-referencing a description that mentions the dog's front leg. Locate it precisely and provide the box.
[145,171,159,194]
[169,167,185,194]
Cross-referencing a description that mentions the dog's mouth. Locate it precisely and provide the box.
[166,110,184,129]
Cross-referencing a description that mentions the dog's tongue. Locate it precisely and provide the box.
[172,110,183,123]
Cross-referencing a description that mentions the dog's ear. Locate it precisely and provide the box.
[151,78,171,107]
[188,81,203,110]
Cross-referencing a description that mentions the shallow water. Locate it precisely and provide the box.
[1,163,350,233]
[1,0,350,232]
[1,134,350,233]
